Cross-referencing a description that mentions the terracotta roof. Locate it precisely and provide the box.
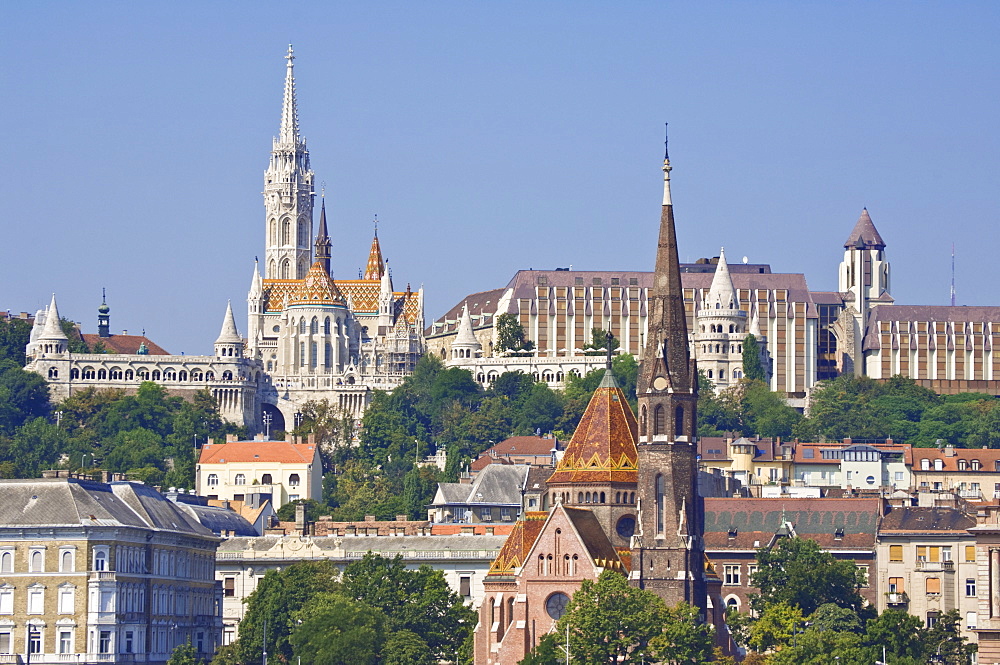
[431,523,516,536]
[879,507,975,533]
[198,440,318,465]
[843,208,885,249]
[703,497,882,550]
[911,447,1000,472]
[547,373,638,485]
[482,436,559,458]
[487,511,548,576]
[794,441,913,466]
[81,334,170,355]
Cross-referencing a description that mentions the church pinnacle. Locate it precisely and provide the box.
[279,44,300,145]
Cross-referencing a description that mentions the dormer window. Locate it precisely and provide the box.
[971,460,982,471]
[958,460,968,471]
[934,459,943,471]
[921,459,930,471]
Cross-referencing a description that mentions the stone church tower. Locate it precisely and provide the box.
[631,142,708,615]
[264,45,315,281]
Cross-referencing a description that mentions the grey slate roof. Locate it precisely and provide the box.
[176,502,258,537]
[0,478,215,537]
[431,464,528,507]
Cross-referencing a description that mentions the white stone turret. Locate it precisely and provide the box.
[215,301,244,358]
[264,45,315,281]
[694,249,751,391]
[377,259,394,331]
[451,303,481,360]
[35,294,68,357]
[247,260,266,356]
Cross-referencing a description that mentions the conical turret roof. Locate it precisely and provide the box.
[547,370,638,485]
[39,294,68,341]
[453,303,480,347]
[705,247,738,310]
[215,301,243,344]
[844,208,885,249]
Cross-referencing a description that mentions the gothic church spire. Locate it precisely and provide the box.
[279,45,300,145]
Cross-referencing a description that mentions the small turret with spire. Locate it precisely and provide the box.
[451,303,482,360]
[98,288,110,338]
[315,196,332,276]
[215,301,244,359]
[37,294,69,356]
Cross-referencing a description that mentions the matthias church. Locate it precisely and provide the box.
[25,47,425,433]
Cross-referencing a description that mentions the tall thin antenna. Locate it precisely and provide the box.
[950,242,956,306]
[664,122,669,160]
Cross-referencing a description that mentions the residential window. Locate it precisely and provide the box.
[482,508,493,522]
[207,474,219,487]
[500,507,513,521]
[967,579,977,597]
[0,551,11,573]
[288,494,299,502]
[234,474,246,486]
[724,565,741,586]
[958,459,968,470]
[261,474,272,485]
[888,577,904,593]
[921,458,929,470]
[58,587,74,613]
[966,546,976,562]
[968,611,978,630]
[894,471,904,482]
[0,588,12,614]
[927,612,940,628]
[0,631,10,654]
[28,630,41,655]
[889,545,903,562]
[857,565,869,587]
[94,549,107,571]
[125,631,134,653]
[972,460,982,471]
[934,459,943,471]
[27,587,43,614]
[459,576,471,597]
[99,630,111,654]
[59,549,74,573]
[224,578,235,598]
[288,474,300,487]
[926,577,941,595]
[59,630,72,654]
[29,550,44,573]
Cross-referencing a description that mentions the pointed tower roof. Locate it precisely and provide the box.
[705,247,738,310]
[249,260,263,298]
[290,261,347,307]
[316,198,330,245]
[453,303,480,347]
[39,294,68,341]
[380,258,394,295]
[547,373,638,485]
[364,222,385,280]
[843,208,885,249]
[215,301,243,344]
[279,45,300,144]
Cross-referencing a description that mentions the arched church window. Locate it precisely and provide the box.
[300,342,306,366]
[222,371,233,381]
[654,405,665,436]
[311,342,318,368]
[97,368,107,380]
[281,220,290,245]
[707,370,713,378]
[716,303,720,309]
[298,220,307,246]
[729,325,735,333]
[178,370,188,381]
[310,318,319,335]
[298,259,306,277]
[600,492,605,503]
[48,367,58,379]
[325,343,332,367]
[269,219,277,246]
[299,319,307,335]
[152,370,161,381]
[70,368,79,380]
[281,259,291,279]
[269,260,276,278]
[324,317,331,335]
[675,405,685,437]
[640,406,647,437]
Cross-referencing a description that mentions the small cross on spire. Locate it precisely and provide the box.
[606,331,615,371]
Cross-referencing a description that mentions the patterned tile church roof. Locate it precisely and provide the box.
[289,261,347,307]
[487,510,548,576]
[546,371,638,485]
[261,279,421,324]
[364,235,385,280]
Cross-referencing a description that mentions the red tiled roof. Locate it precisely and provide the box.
[198,440,317,465]
[81,334,170,355]
[547,377,638,485]
[431,523,516,536]
[911,447,1000,472]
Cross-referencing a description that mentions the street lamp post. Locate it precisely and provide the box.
[263,413,273,440]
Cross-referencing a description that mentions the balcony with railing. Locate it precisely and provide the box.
[915,560,954,572]
[885,591,909,606]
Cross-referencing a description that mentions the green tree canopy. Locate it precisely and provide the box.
[582,328,620,356]
[495,313,534,354]
[750,536,869,617]
[289,593,385,665]
[0,359,50,435]
[741,333,767,382]
[166,641,205,665]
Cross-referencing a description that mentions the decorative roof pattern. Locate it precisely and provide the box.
[289,262,347,307]
[487,511,548,576]
[547,372,638,485]
[262,278,421,325]
[364,234,385,280]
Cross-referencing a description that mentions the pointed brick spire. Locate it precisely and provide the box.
[279,45,300,145]
[216,301,242,344]
[844,208,885,249]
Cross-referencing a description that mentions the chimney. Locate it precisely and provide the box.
[295,503,307,534]
[945,445,956,457]
[226,433,238,443]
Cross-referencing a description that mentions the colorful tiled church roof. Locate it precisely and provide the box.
[364,233,385,280]
[262,280,421,324]
[289,261,347,307]
[487,511,548,576]
[546,371,638,485]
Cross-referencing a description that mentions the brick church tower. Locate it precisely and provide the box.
[630,137,708,615]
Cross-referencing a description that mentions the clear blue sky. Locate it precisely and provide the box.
[2,2,998,354]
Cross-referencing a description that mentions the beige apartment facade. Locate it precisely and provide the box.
[196,438,322,508]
